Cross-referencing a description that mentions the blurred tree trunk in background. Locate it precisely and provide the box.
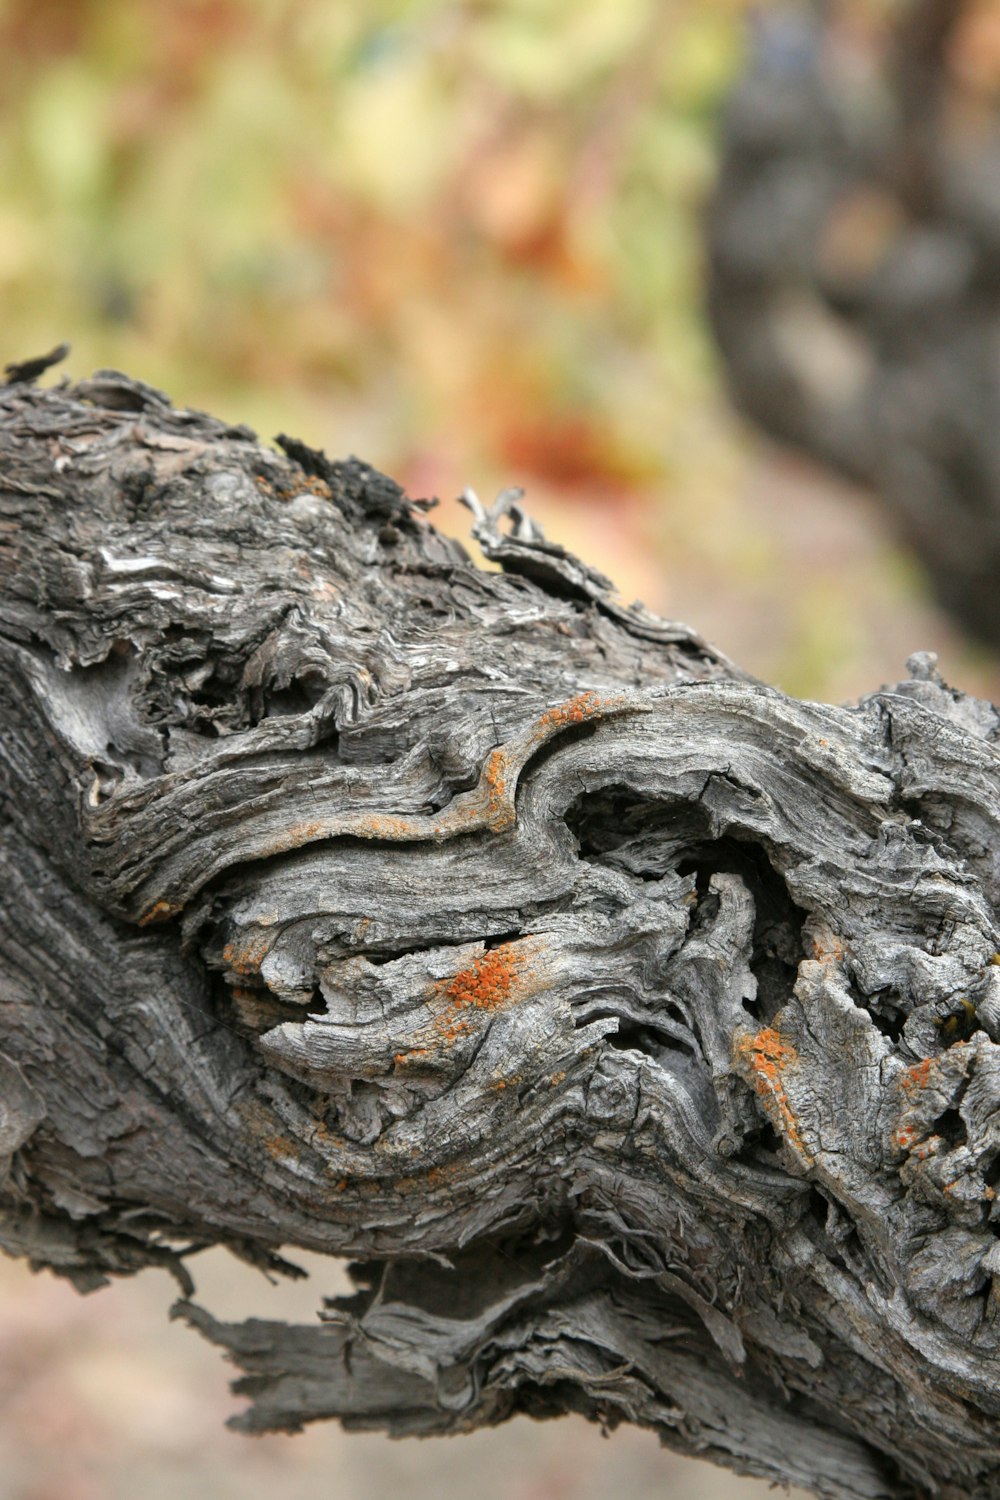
[4,370,1000,1500]
[708,0,1000,649]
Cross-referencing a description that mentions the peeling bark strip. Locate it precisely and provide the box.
[3,373,1000,1500]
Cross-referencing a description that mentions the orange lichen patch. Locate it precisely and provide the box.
[482,753,517,831]
[437,943,524,1011]
[310,1122,349,1156]
[892,1122,944,1163]
[734,1027,811,1162]
[138,899,180,926]
[394,1163,457,1196]
[264,812,427,857]
[483,746,515,826]
[465,695,626,834]
[268,818,326,854]
[484,747,508,799]
[435,1014,473,1045]
[431,941,534,1046]
[299,477,332,501]
[393,1047,429,1067]
[902,1058,934,1092]
[267,471,332,504]
[255,821,321,858]
[490,1073,522,1092]
[360,812,421,840]
[535,689,613,736]
[286,819,324,840]
[263,1133,297,1161]
[811,932,845,964]
[311,579,340,602]
[222,935,270,977]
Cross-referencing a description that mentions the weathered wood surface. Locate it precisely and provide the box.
[2,369,1000,1500]
[707,0,1000,650]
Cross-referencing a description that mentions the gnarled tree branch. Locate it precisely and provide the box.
[2,369,1000,1499]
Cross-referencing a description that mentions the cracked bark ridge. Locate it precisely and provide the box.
[2,370,1000,1499]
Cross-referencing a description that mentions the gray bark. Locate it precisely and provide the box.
[2,367,1000,1499]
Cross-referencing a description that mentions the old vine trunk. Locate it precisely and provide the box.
[2,369,1000,1500]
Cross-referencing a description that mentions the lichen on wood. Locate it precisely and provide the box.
[2,367,1000,1499]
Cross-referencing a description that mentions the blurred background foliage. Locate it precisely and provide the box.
[4,0,999,701]
[1,0,738,484]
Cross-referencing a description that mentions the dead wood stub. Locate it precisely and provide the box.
[2,372,1000,1498]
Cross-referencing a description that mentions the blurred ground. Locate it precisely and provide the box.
[2,2,998,1498]
[0,1248,815,1500]
[0,1251,810,1500]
